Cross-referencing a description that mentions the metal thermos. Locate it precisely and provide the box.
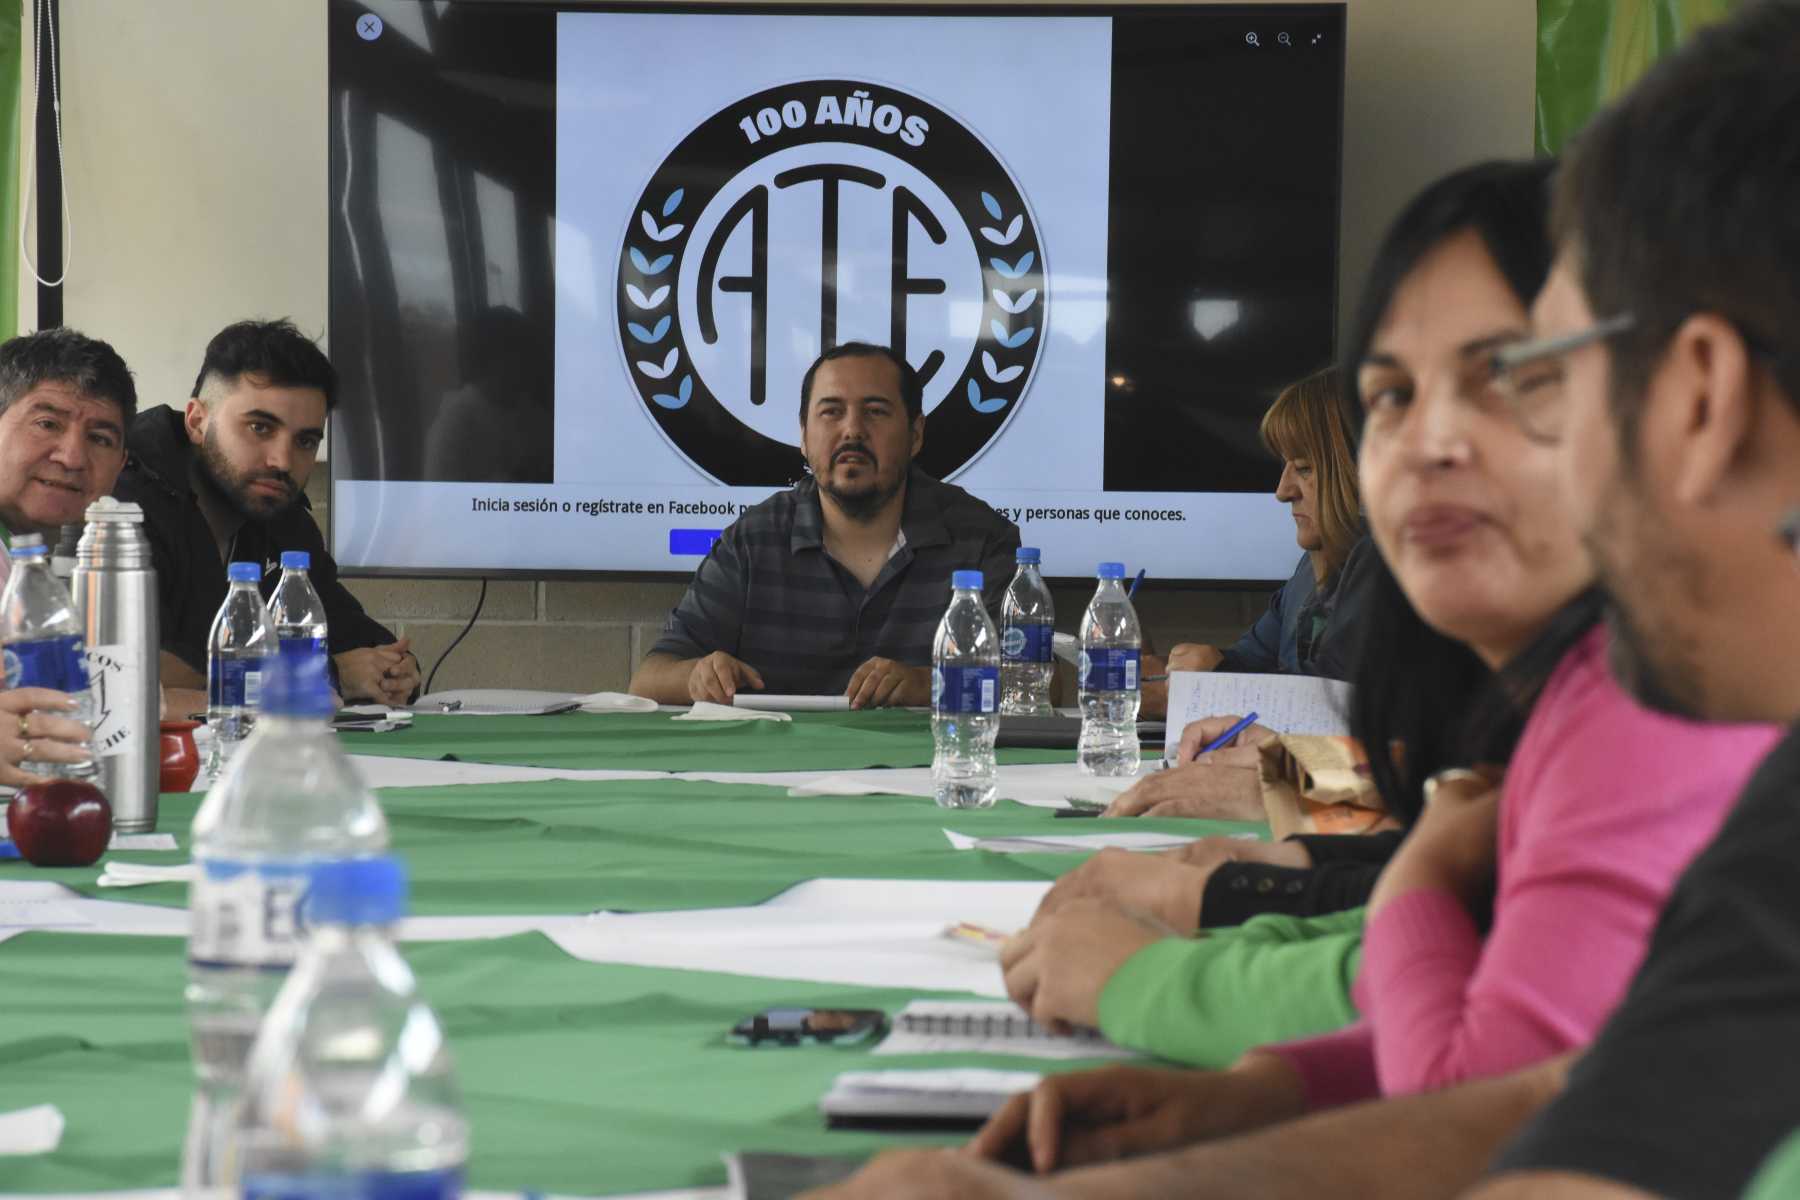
[70,497,160,833]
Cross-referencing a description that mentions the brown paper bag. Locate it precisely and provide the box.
[1257,735,1391,840]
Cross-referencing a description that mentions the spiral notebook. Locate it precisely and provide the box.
[872,1000,1142,1061]
[818,1068,1042,1131]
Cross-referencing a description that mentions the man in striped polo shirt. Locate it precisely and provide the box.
[629,342,1019,708]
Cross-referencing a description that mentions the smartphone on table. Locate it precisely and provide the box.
[729,1007,887,1047]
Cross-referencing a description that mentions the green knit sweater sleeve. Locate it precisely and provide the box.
[1097,907,1367,1068]
[1746,1130,1800,1200]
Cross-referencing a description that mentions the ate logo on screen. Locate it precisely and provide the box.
[614,80,1049,486]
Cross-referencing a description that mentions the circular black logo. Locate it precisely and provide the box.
[615,79,1048,485]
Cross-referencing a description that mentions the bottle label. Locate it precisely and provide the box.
[2,633,92,692]
[243,1167,464,1200]
[85,643,140,759]
[1079,647,1140,692]
[1000,623,1054,664]
[933,665,998,715]
[187,857,318,970]
[211,657,266,710]
[278,636,327,665]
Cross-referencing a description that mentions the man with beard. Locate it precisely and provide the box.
[115,319,418,707]
[630,342,1019,706]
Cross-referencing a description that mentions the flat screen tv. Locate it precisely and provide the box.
[328,1,1346,581]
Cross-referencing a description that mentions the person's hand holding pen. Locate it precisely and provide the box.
[1172,712,1276,765]
[1100,714,1271,820]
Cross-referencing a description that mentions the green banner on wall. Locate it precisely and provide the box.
[1536,0,1738,155]
[0,0,19,340]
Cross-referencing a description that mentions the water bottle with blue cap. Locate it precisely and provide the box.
[233,856,466,1199]
[932,569,1000,809]
[0,532,95,779]
[267,550,329,675]
[999,547,1055,716]
[1078,562,1142,776]
[183,651,389,1192]
[206,561,277,780]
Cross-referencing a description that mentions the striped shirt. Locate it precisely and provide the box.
[651,468,1021,694]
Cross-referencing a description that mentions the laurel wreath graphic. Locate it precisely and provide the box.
[626,189,694,409]
[967,190,1037,415]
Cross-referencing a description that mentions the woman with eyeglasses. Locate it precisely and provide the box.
[920,159,1782,1181]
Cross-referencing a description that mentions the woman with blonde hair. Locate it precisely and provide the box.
[1165,365,1372,681]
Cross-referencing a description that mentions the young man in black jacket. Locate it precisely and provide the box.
[114,319,418,708]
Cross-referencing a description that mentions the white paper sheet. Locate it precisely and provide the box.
[0,826,178,853]
[0,900,93,929]
[545,879,1051,997]
[731,694,849,713]
[96,861,196,888]
[575,691,661,713]
[0,1104,64,1155]
[1163,671,1354,761]
[675,701,791,723]
[411,688,584,716]
[757,764,1137,811]
[111,833,178,852]
[331,705,414,733]
[941,828,1209,854]
[348,756,666,790]
[0,879,584,944]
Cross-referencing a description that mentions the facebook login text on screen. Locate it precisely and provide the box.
[327,3,1346,580]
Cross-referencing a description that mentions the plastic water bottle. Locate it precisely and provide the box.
[233,857,466,1199]
[267,550,329,675]
[183,652,389,1193]
[0,533,96,779]
[1078,562,1142,776]
[206,561,276,780]
[931,570,1000,809]
[999,547,1055,716]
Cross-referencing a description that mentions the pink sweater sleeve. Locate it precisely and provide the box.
[1263,1022,1379,1111]
[1357,634,1777,1097]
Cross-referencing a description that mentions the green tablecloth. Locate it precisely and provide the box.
[2,747,1267,1195]
[0,930,1136,1194]
[30,778,1265,916]
[339,709,1083,771]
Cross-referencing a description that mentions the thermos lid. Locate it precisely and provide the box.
[83,496,143,523]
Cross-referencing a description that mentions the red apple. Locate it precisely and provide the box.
[7,779,112,867]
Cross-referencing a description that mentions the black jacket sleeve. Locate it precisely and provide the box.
[1199,860,1386,929]
[1290,829,1405,866]
[1197,831,1401,929]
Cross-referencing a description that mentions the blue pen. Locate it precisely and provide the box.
[0,840,20,860]
[1128,568,1146,598]
[1197,711,1261,757]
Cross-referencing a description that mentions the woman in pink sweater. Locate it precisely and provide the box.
[1270,622,1774,1108]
